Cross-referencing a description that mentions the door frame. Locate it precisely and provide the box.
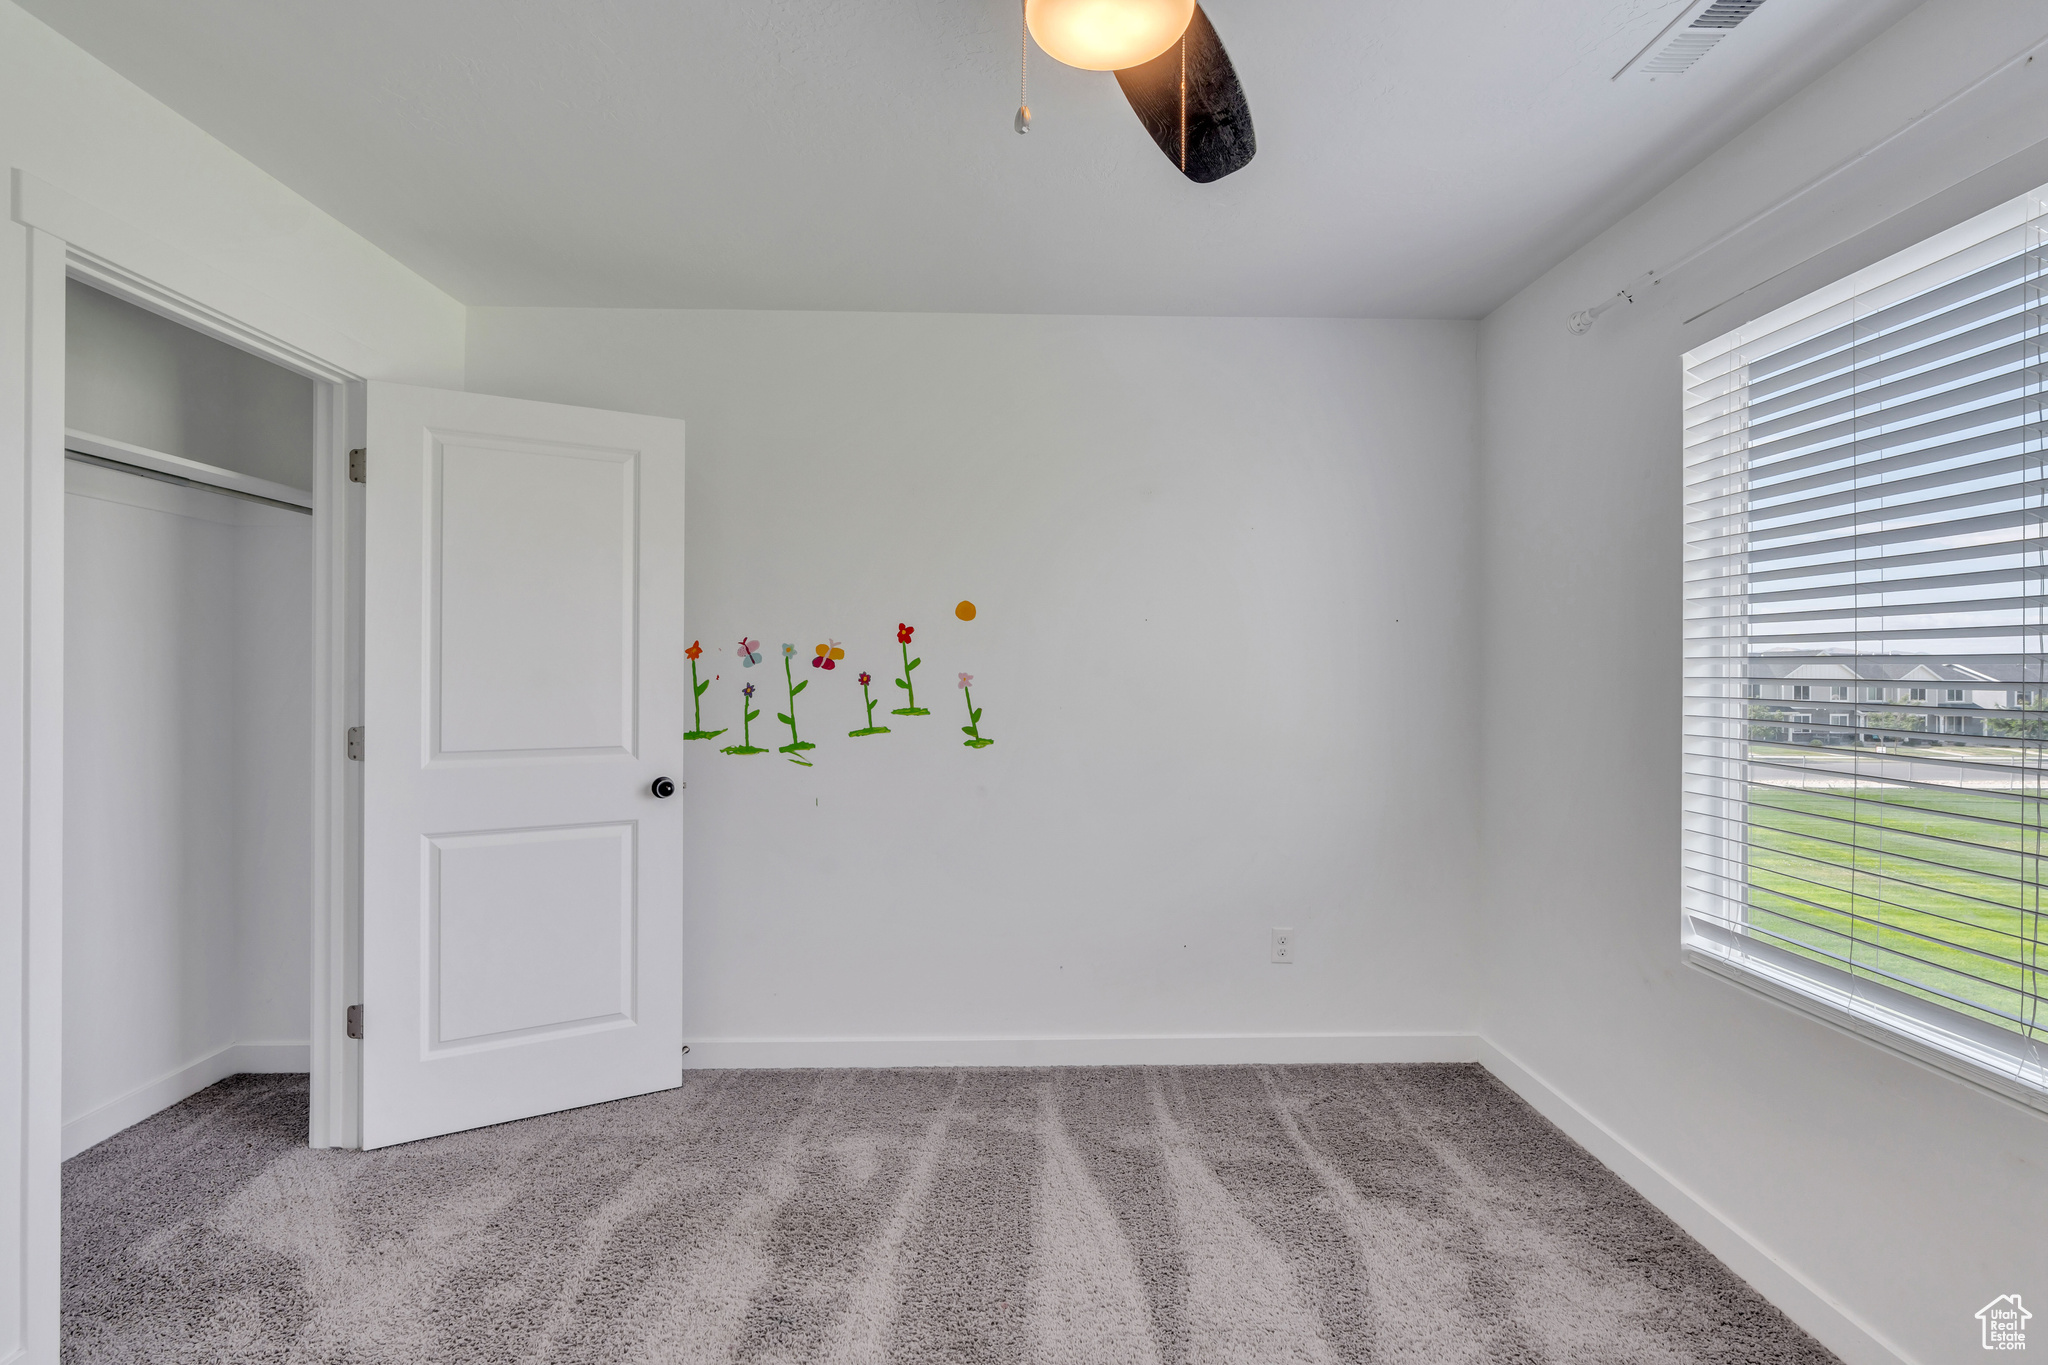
[10,169,369,1237]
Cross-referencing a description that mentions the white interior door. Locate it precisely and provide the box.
[361,381,684,1149]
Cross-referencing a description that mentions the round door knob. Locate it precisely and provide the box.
[650,776,676,799]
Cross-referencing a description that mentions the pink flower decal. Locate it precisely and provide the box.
[957,673,991,748]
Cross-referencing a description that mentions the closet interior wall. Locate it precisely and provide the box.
[61,280,316,1158]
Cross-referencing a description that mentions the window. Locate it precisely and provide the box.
[1747,682,1761,698]
[1831,685,1850,701]
[1683,182,2048,1104]
[1865,686,1884,701]
[1791,684,1811,700]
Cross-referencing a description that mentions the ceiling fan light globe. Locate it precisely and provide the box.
[1025,0,1195,71]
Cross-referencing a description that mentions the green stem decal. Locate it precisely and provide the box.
[683,646,726,741]
[891,623,929,716]
[777,646,815,755]
[849,672,891,737]
[721,679,768,755]
[958,675,993,748]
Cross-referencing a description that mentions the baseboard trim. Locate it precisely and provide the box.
[681,1031,1481,1070]
[62,1041,310,1160]
[1474,1038,1918,1365]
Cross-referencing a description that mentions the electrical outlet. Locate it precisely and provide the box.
[1271,928,1296,964]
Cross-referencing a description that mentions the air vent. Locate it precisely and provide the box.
[1691,0,1769,27]
[1615,0,1770,79]
[1639,32,1724,74]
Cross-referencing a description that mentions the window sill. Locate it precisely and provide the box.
[1684,915,2048,1119]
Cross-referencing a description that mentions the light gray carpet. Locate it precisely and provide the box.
[64,1065,1836,1364]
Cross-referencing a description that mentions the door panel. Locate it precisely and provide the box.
[432,435,636,759]
[362,382,683,1150]
[426,823,634,1051]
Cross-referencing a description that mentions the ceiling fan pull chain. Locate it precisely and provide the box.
[1015,0,1032,133]
[1179,33,1187,172]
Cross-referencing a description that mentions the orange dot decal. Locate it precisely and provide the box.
[955,600,977,621]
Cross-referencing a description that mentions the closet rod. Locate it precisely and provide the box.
[65,449,313,516]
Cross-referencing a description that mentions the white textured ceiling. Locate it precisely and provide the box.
[20,0,1923,316]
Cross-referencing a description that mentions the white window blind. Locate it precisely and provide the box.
[1683,183,2048,1104]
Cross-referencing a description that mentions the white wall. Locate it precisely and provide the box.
[62,462,310,1158]
[233,504,315,1050]
[0,2,465,1353]
[468,309,1482,1062]
[66,280,316,491]
[1476,3,2048,1363]
[0,0,463,388]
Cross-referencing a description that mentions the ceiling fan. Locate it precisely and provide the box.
[1015,0,1255,183]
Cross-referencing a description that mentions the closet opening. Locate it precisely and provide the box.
[61,278,326,1158]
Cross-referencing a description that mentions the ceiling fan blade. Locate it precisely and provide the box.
[1113,5,1255,184]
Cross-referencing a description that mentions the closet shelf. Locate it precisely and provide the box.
[65,429,314,511]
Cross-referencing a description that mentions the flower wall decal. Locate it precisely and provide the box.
[959,671,993,748]
[710,617,996,758]
[891,623,928,716]
[777,644,815,755]
[684,640,726,741]
[721,679,769,755]
[849,667,890,738]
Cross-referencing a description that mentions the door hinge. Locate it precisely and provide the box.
[345,726,364,761]
[346,1004,364,1040]
[348,447,366,484]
